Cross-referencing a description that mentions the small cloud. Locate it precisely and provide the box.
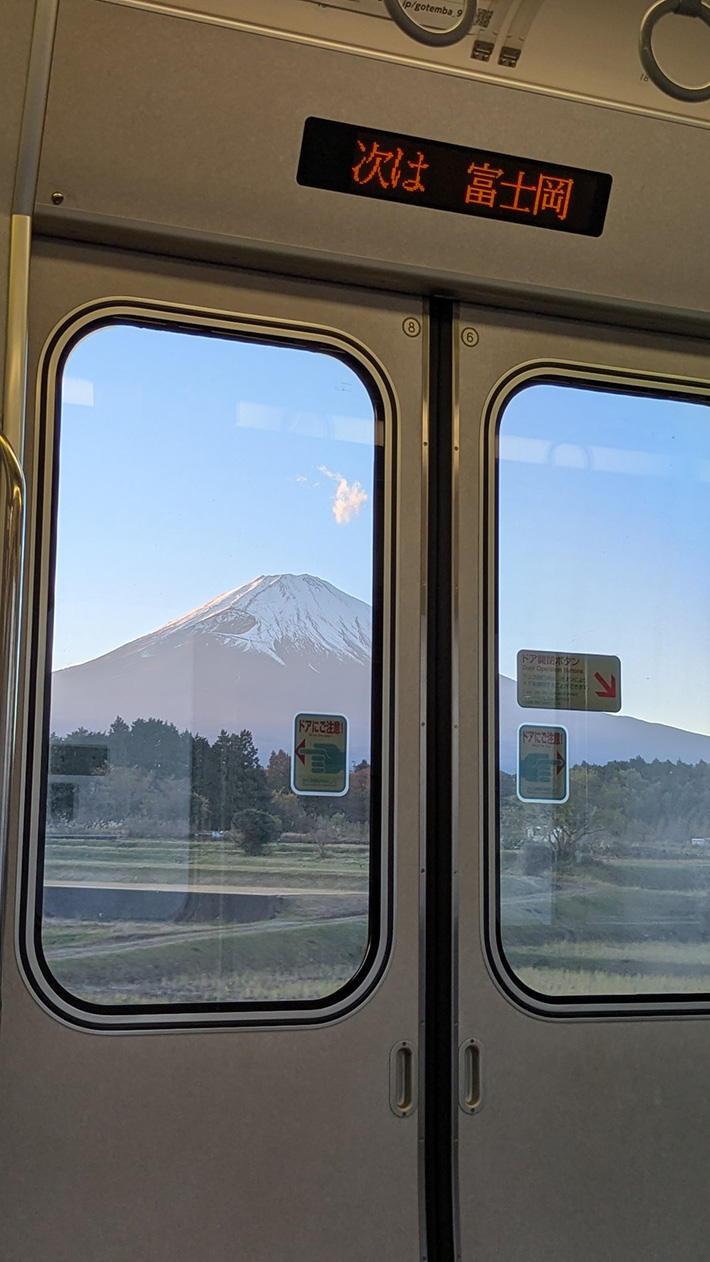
[295,475,308,483]
[62,377,94,407]
[318,465,368,525]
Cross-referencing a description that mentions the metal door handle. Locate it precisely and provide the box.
[459,1039,482,1113]
[389,1041,416,1116]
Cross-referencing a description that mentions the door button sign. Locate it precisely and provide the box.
[517,650,621,713]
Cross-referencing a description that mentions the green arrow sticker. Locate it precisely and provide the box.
[517,724,569,803]
[292,713,349,796]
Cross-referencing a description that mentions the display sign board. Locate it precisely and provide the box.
[291,713,349,796]
[517,650,621,713]
[298,117,612,237]
[517,724,569,803]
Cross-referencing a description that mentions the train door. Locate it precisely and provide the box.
[455,304,710,1262]
[7,246,710,1262]
[0,239,425,1262]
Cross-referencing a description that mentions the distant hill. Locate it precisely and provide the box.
[499,673,710,771]
[50,574,372,762]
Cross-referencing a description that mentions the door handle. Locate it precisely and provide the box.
[389,1041,416,1116]
[458,1039,482,1113]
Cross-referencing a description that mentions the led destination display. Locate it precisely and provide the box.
[298,117,612,237]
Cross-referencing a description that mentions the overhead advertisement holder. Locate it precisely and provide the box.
[516,650,621,713]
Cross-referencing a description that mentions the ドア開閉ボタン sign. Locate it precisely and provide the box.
[517,724,569,803]
[291,713,349,796]
[517,650,621,713]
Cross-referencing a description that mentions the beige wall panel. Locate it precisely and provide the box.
[35,0,710,327]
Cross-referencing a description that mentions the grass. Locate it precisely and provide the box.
[515,966,710,996]
[74,966,359,1005]
[41,838,710,1005]
[580,858,710,891]
[508,940,710,996]
[514,939,710,965]
[44,837,369,891]
[554,881,702,924]
[501,855,710,995]
[45,916,369,1005]
[42,919,216,950]
[502,870,710,932]
[40,836,372,1006]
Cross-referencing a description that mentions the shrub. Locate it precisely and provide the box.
[232,808,282,856]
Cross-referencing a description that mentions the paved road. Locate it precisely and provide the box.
[46,879,365,897]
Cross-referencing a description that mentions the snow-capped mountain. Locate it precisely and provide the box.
[53,574,710,771]
[118,574,371,667]
[50,574,373,760]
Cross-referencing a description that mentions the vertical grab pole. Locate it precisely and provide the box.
[0,438,25,928]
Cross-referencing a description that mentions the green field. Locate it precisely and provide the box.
[509,939,710,994]
[501,851,710,997]
[42,836,710,1005]
[46,916,369,1004]
[41,836,371,1005]
[44,836,369,891]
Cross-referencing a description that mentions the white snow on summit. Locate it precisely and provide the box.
[135,573,372,666]
[50,573,374,752]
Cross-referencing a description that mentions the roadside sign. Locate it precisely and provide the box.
[517,650,621,713]
[517,724,569,803]
[291,713,349,796]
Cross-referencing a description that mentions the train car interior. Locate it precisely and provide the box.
[3,1,710,1258]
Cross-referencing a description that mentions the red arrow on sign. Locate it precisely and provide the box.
[555,752,566,775]
[296,739,307,765]
[594,672,617,699]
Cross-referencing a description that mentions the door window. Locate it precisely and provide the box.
[30,315,387,1018]
[496,379,710,1002]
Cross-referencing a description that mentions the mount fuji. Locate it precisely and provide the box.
[50,574,373,761]
[52,572,710,771]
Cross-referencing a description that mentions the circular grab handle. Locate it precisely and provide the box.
[383,0,477,47]
[640,0,710,102]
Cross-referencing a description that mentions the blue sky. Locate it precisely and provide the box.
[57,329,710,738]
[56,324,375,669]
[499,383,710,735]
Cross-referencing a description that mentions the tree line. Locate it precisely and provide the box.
[50,716,371,847]
[502,756,710,867]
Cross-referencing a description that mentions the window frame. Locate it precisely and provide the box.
[19,298,396,1032]
[483,358,710,1019]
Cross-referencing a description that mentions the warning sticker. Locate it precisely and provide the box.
[517,724,568,803]
[291,713,349,796]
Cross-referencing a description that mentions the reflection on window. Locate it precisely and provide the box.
[497,381,710,999]
[41,322,379,1010]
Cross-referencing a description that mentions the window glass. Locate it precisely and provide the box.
[497,381,710,999]
[40,321,379,1010]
